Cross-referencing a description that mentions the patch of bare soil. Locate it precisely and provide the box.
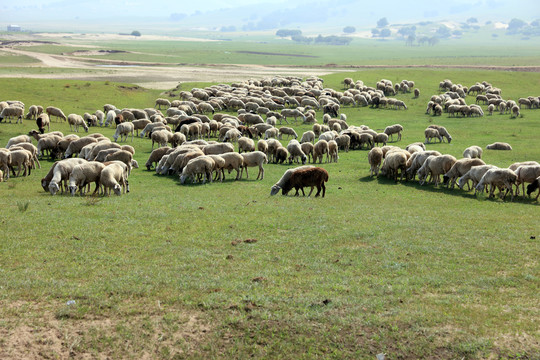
[66,49,129,56]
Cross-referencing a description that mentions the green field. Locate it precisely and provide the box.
[0,69,539,359]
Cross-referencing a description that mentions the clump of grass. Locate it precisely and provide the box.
[8,182,16,189]
[84,194,101,206]
[17,200,30,212]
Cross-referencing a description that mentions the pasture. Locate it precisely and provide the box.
[0,68,539,359]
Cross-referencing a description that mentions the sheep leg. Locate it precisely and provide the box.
[308,186,315,197]
[245,166,249,179]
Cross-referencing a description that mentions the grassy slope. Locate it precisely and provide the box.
[0,71,539,359]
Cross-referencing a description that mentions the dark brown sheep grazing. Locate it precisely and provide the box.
[281,167,329,197]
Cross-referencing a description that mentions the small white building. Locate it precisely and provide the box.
[7,25,21,32]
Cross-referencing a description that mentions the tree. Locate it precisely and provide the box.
[436,25,451,38]
[379,28,391,38]
[428,36,440,46]
[405,34,415,46]
[343,26,356,34]
[131,30,141,37]
[377,17,388,28]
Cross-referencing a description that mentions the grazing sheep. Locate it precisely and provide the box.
[313,140,329,164]
[443,158,486,189]
[25,105,41,120]
[238,137,255,153]
[100,162,129,196]
[150,130,172,150]
[64,137,98,158]
[111,122,134,143]
[486,142,512,151]
[46,106,67,122]
[476,168,517,201]
[48,158,87,195]
[8,149,33,177]
[417,154,457,186]
[36,135,62,158]
[335,134,350,152]
[0,106,24,123]
[514,165,540,197]
[36,114,50,134]
[287,140,307,165]
[414,88,420,98]
[94,148,121,163]
[300,131,315,144]
[458,165,499,193]
[526,176,540,201]
[155,98,171,109]
[508,161,539,172]
[280,167,329,197]
[270,165,315,195]
[203,142,234,155]
[257,139,268,155]
[278,127,298,140]
[0,149,11,180]
[511,105,520,118]
[145,146,171,170]
[274,146,289,164]
[6,134,31,149]
[180,156,215,184]
[428,125,452,143]
[424,128,442,144]
[220,152,244,180]
[368,147,384,177]
[68,161,106,196]
[383,124,403,142]
[240,151,268,180]
[373,133,388,147]
[463,145,483,159]
[264,128,279,140]
[67,114,89,133]
[301,142,314,163]
[380,151,408,182]
[327,140,338,163]
[9,142,40,169]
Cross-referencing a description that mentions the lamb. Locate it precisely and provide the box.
[287,140,307,165]
[68,161,106,196]
[380,151,407,182]
[112,122,135,143]
[151,130,172,149]
[46,106,67,122]
[443,158,486,189]
[463,145,483,159]
[328,140,338,163]
[220,152,244,180]
[240,151,268,180]
[458,165,499,193]
[424,128,442,144]
[0,106,24,123]
[417,154,457,186]
[300,131,315,144]
[383,124,403,142]
[270,165,315,195]
[179,156,215,184]
[145,146,171,170]
[279,167,329,197]
[238,137,255,153]
[476,168,518,201]
[67,114,89,133]
[6,135,31,149]
[8,149,33,177]
[100,162,129,196]
[105,150,138,175]
[514,165,540,197]
[64,137,98,158]
[368,147,383,177]
[428,125,452,143]
[486,142,512,151]
[278,127,298,140]
[313,140,329,164]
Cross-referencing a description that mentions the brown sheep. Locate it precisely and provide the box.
[281,167,329,197]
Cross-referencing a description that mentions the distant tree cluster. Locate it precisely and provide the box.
[275,29,352,45]
[506,18,540,37]
[276,29,302,38]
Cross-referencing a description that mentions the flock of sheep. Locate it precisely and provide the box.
[0,74,539,201]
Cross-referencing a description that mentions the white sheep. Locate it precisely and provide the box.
[87,141,121,161]
[424,128,442,144]
[105,150,137,175]
[328,140,338,163]
[67,114,89,133]
[463,145,483,159]
[180,156,215,184]
[220,152,244,180]
[8,149,33,177]
[476,168,517,201]
[0,106,24,123]
[300,131,315,144]
[417,154,457,186]
[486,142,512,150]
[68,161,106,196]
[113,122,135,142]
[64,137,98,158]
[368,147,383,177]
[5,134,31,149]
[257,139,268,155]
[238,137,255,153]
[383,124,403,142]
[151,130,172,149]
[514,165,540,197]
[458,165,499,193]
[240,151,268,180]
[48,158,87,195]
[428,125,452,143]
[203,142,234,155]
[380,151,407,181]
[286,140,307,165]
[443,158,486,189]
[100,162,129,196]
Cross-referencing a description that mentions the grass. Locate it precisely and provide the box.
[0,70,539,359]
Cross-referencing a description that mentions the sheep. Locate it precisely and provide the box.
[278,127,298,140]
[443,158,486,189]
[223,128,241,143]
[424,128,442,144]
[145,146,171,170]
[0,106,24,123]
[508,161,539,172]
[264,128,279,140]
[287,140,307,165]
[238,137,255,153]
[257,139,268,155]
[48,158,87,195]
[270,165,315,195]
[151,130,172,149]
[368,147,383,177]
[9,142,40,169]
[280,167,329,197]
[511,105,521,118]
[220,152,244,180]
[275,146,290,164]
[34,113,51,134]
[463,145,483,159]
[281,108,305,123]
[100,162,129,196]
[417,154,457,186]
[169,132,186,148]
[6,135,31,149]
[37,135,62,158]
[240,151,268,180]
[458,165,499,193]
[68,161,106,196]
[514,165,540,197]
[109,122,134,143]
[486,142,512,151]
[155,98,171,109]
[383,124,403,142]
[8,149,33,177]
[179,156,215,184]
[25,105,41,120]
[313,140,329,164]
[526,176,540,200]
[203,142,234,155]
[326,140,338,163]
[373,133,388,147]
[79,143,97,160]
[105,150,137,175]
[64,137,98,158]
[300,142,314,163]
[335,134,350,153]
[300,131,315,144]
[476,168,517,201]
[67,114,89,133]
[414,88,420,98]
[0,149,11,180]
[380,151,408,182]
[46,106,67,122]
[428,125,452,143]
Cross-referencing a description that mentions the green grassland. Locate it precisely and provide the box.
[0,70,539,359]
